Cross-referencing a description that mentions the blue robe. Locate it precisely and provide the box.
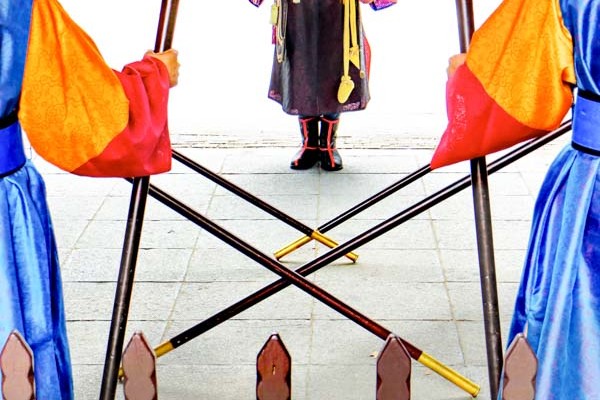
[507,0,600,398]
[0,0,73,398]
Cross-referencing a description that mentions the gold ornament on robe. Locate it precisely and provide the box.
[338,0,363,103]
[271,0,287,63]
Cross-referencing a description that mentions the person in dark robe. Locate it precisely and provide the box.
[249,0,396,170]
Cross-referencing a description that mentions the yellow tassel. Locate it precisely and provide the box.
[338,0,354,103]
[270,3,278,25]
[337,75,355,103]
[349,0,360,69]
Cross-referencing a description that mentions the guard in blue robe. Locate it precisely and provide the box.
[441,0,600,398]
[507,1,600,398]
[0,1,74,398]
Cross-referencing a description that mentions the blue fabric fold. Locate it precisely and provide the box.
[0,161,73,399]
[1,1,73,398]
[559,0,600,95]
[502,2,600,398]
[0,0,33,117]
[507,146,600,399]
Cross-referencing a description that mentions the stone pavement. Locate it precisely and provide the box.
[35,128,570,400]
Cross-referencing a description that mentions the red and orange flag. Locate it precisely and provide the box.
[20,0,171,177]
[431,0,575,169]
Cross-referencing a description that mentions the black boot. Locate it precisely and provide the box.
[290,116,320,170]
[319,115,343,171]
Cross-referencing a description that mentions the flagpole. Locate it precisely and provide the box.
[99,1,179,398]
[454,1,503,398]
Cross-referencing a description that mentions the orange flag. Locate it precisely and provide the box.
[431,0,575,169]
[20,0,172,177]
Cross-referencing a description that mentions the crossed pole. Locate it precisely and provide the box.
[171,149,358,262]
[115,118,570,396]
[273,163,431,260]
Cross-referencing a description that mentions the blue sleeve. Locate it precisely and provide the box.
[0,0,34,117]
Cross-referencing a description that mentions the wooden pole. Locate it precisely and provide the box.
[99,1,180,398]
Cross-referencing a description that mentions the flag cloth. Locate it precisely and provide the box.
[430,0,575,169]
[20,0,172,177]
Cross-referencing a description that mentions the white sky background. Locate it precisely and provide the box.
[58,0,502,142]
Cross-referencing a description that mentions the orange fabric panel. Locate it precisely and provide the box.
[19,0,129,172]
[466,0,574,130]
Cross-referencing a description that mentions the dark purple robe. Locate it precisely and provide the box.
[258,0,373,116]
[250,0,396,115]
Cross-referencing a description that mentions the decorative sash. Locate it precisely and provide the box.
[338,0,362,104]
[572,90,600,155]
[271,0,287,63]
[0,112,26,177]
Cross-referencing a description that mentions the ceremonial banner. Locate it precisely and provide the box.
[20,0,171,177]
[431,0,575,169]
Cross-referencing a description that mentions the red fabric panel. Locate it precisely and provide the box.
[364,35,371,78]
[430,64,545,169]
[73,56,172,177]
